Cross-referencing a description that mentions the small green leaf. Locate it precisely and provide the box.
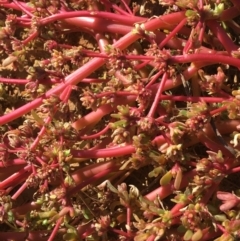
[160,171,173,186]
[174,169,182,190]
[214,214,227,222]
[7,211,15,223]
[82,208,92,220]
[192,229,203,241]
[31,110,45,125]
[183,229,193,241]
[148,167,164,178]
[63,233,78,241]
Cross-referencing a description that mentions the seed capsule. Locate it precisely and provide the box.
[160,171,173,186]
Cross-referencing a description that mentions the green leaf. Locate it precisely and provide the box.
[160,171,173,186]
[183,229,193,241]
[31,110,45,125]
[192,229,203,241]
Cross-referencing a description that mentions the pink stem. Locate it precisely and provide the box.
[110,227,133,238]
[81,124,110,140]
[40,11,145,26]
[220,7,240,21]
[201,229,222,241]
[72,104,113,130]
[169,54,240,67]
[0,77,28,84]
[148,72,168,118]
[210,106,227,116]
[0,165,31,189]
[119,0,133,15]
[22,30,39,45]
[72,96,135,130]
[200,181,221,205]
[147,234,156,241]
[146,70,164,88]
[159,95,226,103]
[198,22,205,44]
[12,0,34,17]
[197,132,235,157]
[81,227,95,239]
[30,116,52,150]
[113,5,132,16]
[11,182,27,200]
[13,201,40,215]
[0,11,189,126]
[127,207,132,235]
[145,169,197,201]
[150,62,208,95]
[68,166,119,196]
[95,91,138,98]
[151,134,167,146]
[81,78,110,83]
[170,202,189,217]
[159,18,187,49]
[230,0,240,10]
[230,166,240,173]
[48,217,63,241]
[59,85,72,102]
[0,159,26,167]
[226,20,240,34]
[71,145,135,158]
[206,20,238,53]
[198,0,203,10]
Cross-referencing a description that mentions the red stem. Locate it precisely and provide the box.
[11,182,27,200]
[110,227,133,238]
[230,166,240,173]
[80,124,110,140]
[0,159,26,167]
[220,7,240,21]
[0,77,29,84]
[40,10,145,26]
[68,166,119,196]
[206,20,238,53]
[145,169,197,201]
[169,54,240,67]
[159,95,226,103]
[230,0,240,10]
[119,0,133,15]
[159,18,187,49]
[0,165,31,189]
[22,30,39,45]
[71,145,135,158]
[30,116,52,151]
[59,85,73,102]
[72,96,135,130]
[197,132,235,157]
[48,217,63,241]
[146,70,164,88]
[12,0,34,17]
[126,207,132,235]
[148,72,168,118]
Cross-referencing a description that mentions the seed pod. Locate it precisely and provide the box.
[160,171,173,186]
[214,214,227,222]
[174,168,182,190]
[183,229,193,241]
[191,229,203,241]
[2,56,17,67]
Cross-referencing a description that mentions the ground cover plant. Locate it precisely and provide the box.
[1,0,240,240]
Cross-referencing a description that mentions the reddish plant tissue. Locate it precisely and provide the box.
[0,0,240,240]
